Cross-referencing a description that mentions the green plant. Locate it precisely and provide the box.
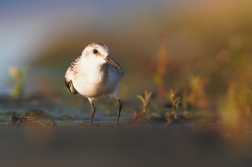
[136,90,152,113]
[9,66,25,97]
[166,89,180,120]
[187,76,207,108]
[133,110,146,125]
[133,90,152,125]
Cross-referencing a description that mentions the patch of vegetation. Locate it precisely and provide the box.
[165,89,180,124]
[8,67,25,98]
[133,90,152,125]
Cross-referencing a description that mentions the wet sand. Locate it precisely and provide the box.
[1,126,252,167]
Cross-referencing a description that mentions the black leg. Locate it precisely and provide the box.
[89,100,96,124]
[115,97,122,125]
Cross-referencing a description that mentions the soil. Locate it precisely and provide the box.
[1,95,252,167]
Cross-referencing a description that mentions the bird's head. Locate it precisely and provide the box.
[82,43,122,70]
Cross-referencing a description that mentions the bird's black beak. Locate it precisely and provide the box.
[105,56,122,70]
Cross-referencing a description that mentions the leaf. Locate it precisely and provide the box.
[145,91,153,101]
[174,97,181,103]
[174,98,181,109]
[137,95,146,106]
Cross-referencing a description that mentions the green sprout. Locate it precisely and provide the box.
[133,90,152,125]
[133,110,146,125]
[166,89,180,120]
[136,90,152,113]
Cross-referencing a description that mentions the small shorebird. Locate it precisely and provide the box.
[65,43,124,125]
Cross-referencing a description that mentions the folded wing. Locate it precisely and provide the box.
[64,56,81,95]
[65,78,78,95]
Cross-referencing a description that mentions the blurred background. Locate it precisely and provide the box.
[1,0,252,111]
[2,2,252,165]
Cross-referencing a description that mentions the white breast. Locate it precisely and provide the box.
[72,60,123,99]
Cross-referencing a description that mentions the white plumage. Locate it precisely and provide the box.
[65,43,124,125]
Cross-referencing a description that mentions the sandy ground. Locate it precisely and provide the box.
[1,95,252,167]
[1,126,252,167]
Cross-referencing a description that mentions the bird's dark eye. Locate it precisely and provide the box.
[93,49,98,54]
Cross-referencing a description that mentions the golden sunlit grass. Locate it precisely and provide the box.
[217,81,252,137]
[133,90,152,125]
[8,66,25,98]
[164,89,180,124]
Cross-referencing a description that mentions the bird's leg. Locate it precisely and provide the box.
[115,97,122,125]
[89,99,96,124]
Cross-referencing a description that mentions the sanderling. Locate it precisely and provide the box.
[65,43,124,125]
